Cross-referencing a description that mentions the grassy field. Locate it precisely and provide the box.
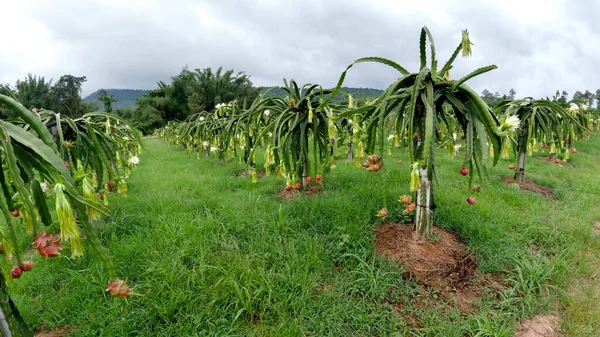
[7,134,600,336]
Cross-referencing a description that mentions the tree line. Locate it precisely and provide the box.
[2,70,599,136]
[0,74,97,118]
[481,88,600,108]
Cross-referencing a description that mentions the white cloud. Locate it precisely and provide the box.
[0,0,598,100]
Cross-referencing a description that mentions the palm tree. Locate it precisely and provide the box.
[332,27,503,239]
[188,67,259,113]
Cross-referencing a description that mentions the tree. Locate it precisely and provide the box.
[332,27,503,239]
[15,74,54,110]
[50,75,96,117]
[188,67,259,113]
[119,104,165,134]
[481,89,495,106]
[583,90,596,106]
[96,88,117,113]
[128,66,259,134]
[480,89,512,108]
[2,74,99,119]
[572,90,585,104]
[555,90,569,106]
[127,80,189,133]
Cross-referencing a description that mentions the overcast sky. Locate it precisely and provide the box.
[1,0,598,98]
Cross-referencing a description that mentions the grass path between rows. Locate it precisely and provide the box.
[8,135,600,336]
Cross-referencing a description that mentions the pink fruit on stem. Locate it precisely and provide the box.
[285,185,292,192]
[467,197,476,205]
[377,208,388,218]
[107,180,115,190]
[460,167,468,176]
[367,154,381,164]
[368,162,383,173]
[10,266,23,279]
[306,176,313,185]
[11,209,19,217]
[107,279,133,298]
[399,195,412,205]
[295,182,302,191]
[21,261,33,272]
[315,174,322,185]
[33,232,63,258]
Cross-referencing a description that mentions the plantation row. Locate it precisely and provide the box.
[158,26,598,239]
[0,94,141,335]
[0,25,598,336]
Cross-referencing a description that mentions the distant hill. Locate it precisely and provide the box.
[83,89,148,110]
[83,86,384,110]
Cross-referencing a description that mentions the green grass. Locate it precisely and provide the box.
[7,134,600,336]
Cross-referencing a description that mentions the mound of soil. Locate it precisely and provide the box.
[374,223,485,311]
[502,177,554,197]
[515,315,560,337]
[277,186,322,199]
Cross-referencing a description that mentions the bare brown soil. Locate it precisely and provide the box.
[502,177,555,197]
[594,221,600,235]
[515,315,560,337]
[374,223,493,312]
[277,186,322,199]
[237,170,266,179]
[35,327,72,337]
